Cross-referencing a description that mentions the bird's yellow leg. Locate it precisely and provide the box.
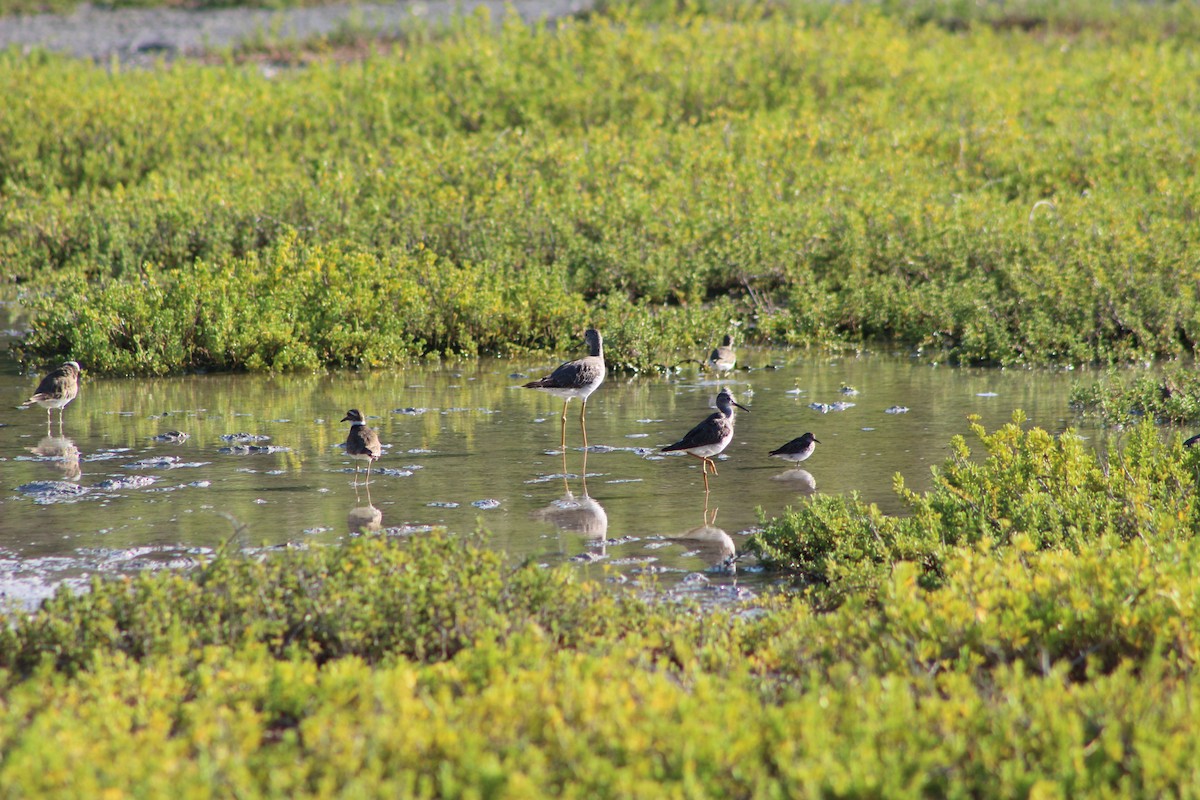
[580,399,589,450]
[560,400,569,451]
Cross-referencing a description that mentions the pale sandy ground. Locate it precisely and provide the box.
[0,0,594,63]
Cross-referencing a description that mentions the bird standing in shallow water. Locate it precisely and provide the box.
[769,432,820,464]
[341,409,382,485]
[523,328,606,451]
[708,334,736,373]
[25,361,81,432]
[661,387,749,492]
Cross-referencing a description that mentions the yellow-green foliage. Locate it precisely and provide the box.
[1070,366,1200,426]
[1,526,1199,795]
[16,232,591,373]
[6,4,1200,372]
[749,414,1200,599]
[0,531,637,677]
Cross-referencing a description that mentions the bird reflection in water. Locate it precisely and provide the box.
[665,501,736,573]
[347,504,383,534]
[26,435,82,481]
[348,458,380,522]
[771,467,817,495]
[533,492,608,539]
[532,447,608,553]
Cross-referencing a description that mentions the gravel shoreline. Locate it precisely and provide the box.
[0,0,593,63]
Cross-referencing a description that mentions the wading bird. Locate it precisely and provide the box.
[708,334,736,373]
[25,361,81,431]
[769,432,820,464]
[341,409,382,485]
[661,387,749,492]
[523,328,606,450]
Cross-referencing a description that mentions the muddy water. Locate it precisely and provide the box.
[0,344,1103,606]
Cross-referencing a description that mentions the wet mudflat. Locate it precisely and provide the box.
[1,346,1101,606]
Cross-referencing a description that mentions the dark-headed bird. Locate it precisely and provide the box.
[769,432,820,464]
[661,387,749,492]
[341,409,382,485]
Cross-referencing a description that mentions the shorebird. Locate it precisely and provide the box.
[661,387,749,491]
[25,361,81,430]
[523,328,606,450]
[708,334,736,373]
[341,409,382,485]
[769,432,820,463]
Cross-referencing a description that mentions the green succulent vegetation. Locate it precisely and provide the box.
[6,3,1200,793]
[2,415,1199,795]
[1069,366,1200,427]
[749,412,1200,599]
[4,0,1200,374]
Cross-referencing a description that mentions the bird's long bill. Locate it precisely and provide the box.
[731,400,750,412]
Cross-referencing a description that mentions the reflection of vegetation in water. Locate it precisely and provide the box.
[64,366,537,466]
[9,3,1200,373]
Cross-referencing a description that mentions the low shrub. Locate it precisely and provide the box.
[13,232,592,374]
[748,413,1200,599]
[7,5,1200,372]
[1,525,1199,795]
[0,530,635,679]
[1070,367,1200,427]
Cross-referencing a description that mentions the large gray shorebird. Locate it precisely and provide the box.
[661,387,749,492]
[341,409,382,485]
[25,360,81,430]
[523,328,606,450]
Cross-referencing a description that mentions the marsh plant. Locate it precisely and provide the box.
[1069,366,1200,427]
[6,2,1200,373]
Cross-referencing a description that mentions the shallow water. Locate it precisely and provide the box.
[0,341,1103,606]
